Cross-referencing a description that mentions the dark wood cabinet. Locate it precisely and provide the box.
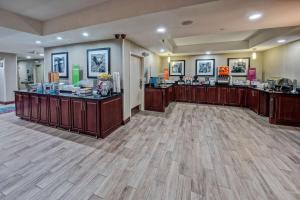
[270,94,300,126]
[15,93,23,117]
[218,87,228,105]
[71,99,85,132]
[22,93,31,120]
[259,91,270,117]
[186,86,194,103]
[238,88,247,107]
[248,89,259,113]
[30,95,39,121]
[85,100,99,137]
[227,88,239,106]
[101,96,123,138]
[144,88,165,112]
[175,85,186,102]
[15,92,123,138]
[207,87,218,104]
[60,97,71,129]
[39,95,49,124]
[196,86,207,103]
[49,96,59,126]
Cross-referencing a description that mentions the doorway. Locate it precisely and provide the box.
[130,54,144,116]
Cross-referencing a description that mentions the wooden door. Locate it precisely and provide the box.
[207,87,217,104]
[15,93,23,117]
[49,97,59,126]
[227,88,238,106]
[85,101,98,137]
[218,87,228,105]
[71,99,85,132]
[60,97,71,129]
[39,95,49,124]
[22,94,31,119]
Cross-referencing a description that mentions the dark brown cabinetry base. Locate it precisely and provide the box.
[15,92,123,139]
[145,84,300,127]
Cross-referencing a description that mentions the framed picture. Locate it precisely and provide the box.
[51,52,69,78]
[195,59,215,76]
[87,48,111,78]
[169,60,185,76]
[228,58,250,76]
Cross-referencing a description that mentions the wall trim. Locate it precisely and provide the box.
[0,101,15,105]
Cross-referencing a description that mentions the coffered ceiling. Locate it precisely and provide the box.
[0,0,299,57]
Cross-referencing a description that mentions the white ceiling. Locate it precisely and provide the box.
[0,0,300,57]
[174,31,256,46]
[0,0,110,20]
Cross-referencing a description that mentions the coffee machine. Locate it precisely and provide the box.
[217,66,230,85]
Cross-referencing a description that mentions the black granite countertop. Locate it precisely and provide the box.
[145,83,300,96]
[15,90,122,100]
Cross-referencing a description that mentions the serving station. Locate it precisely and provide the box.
[15,91,123,138]
[145,84,300,127]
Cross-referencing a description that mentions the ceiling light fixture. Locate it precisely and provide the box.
[156,27,166,33]
[277,39,286,43]
[56,36,63,40]
[35,40,41,44]
[206,51,211,55]
[160,49,165,53]
[39,53,44,57]
[252,52,257,60]
[182,20,193,26]
[82,32,89,37]
[249,13,263,21]
[26,56,31,59]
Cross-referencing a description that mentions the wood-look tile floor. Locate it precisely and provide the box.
[0,103,299,200]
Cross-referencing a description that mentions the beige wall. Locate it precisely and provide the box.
[44,39,161,120]
[263,40,300,84]
[161,52,263,81]
[0,52,17,102]
[44,39,123,83]
[122,39,161,120]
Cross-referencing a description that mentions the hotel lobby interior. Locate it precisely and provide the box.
[0,0,299,199]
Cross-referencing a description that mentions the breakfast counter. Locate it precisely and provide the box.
[15,91,123,138]
[144,83,300,127]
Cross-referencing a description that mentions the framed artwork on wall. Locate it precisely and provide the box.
[169,60,185,76]
[87,48,111,78]
[195,59,215,76]
[227,58,250,76]
[51,52,69,78]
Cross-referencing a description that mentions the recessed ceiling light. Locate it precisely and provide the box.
[206,51,211,55]
[39,53,44,57]
[35,40,41,44]
[160,49,165,53]
[156,27,166,33]
[249,13,263,21]
[277,39,286,43]
[82,32,89,37]
[26,56,31,59]
[56,36,63,40]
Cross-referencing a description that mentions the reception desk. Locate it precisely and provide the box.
[15,91,123,138]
